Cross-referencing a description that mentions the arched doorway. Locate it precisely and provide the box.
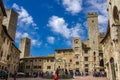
[100,59,104,71]
[55,59,65,70]
[100,59,104,66]
[110,58,116,80]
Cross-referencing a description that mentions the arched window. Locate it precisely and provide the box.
[113,6,119,24]
[110,58,116,80]
[1,51,3,57]
[93,52,96,56]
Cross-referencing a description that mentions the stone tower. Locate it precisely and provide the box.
[72,37,82,54]
[72,37,82,71]
[87,12,99,71]
[107,0,120,79]
[19,37,31,58]
[2,9,18,41]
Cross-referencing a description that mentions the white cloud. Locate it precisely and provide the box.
[48,16,70,38]
[86,0,108,33]
[22,33,29,38]
[16,32,29,38]
[12,3,37,27]
[98,15,108,24]
[70,23,82,37]
[12,3,20,10]
[62,0,82,14]
[48,16,84,38]
[31,39,42,46]
[16,32,22,38]
[47,36,55,44]
[15,32,41,46]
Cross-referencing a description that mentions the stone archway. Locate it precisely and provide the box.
[110,58,116,80]
[55,59,65,70]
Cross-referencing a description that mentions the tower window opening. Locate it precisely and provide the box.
[92,20,94,23]
[94,52,96,56]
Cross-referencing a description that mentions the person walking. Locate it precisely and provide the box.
[0,66,4,79]
[13,71,17,80]
[56,66,60,77]
[73,69,75,79]
[0,66,7,80]
[53,71,58,80]
[4,67,8,80]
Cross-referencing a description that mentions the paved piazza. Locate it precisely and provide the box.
[9,76,108,80]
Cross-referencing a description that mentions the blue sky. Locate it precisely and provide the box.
[3,0,108,56]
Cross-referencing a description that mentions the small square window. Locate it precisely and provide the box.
[76,61,79,65]
[26,66,30,69]
[84,57,88,61]
[85,68,89,72]
[35,59,37,62]
[85,64,88,67]
[38,66,41,69]
[57,51,61,54]
[70,59,72,62]
[47,59,49,62]
[50,59,54,62]
[47,66,51,69]
[84,50,88,53]
[34,66,37,69]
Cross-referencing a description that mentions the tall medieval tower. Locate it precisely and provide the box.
[19,37,31,58]
[2,9,18,41]
[72,37,83,71]
[87,12,99,71]
[107,0,120,79]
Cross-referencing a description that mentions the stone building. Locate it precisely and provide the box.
[0,0,119,79]
[101,0,120,80]
[19,13,105,74]
[19,55,55,74]
[0,25,13,69]
[0,0,21,73]
[0,0,6,56]
[0,0,9,69]
[7,43,21,73]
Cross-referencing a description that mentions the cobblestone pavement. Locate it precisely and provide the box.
[75,76,108,80]
[9,76,108,80]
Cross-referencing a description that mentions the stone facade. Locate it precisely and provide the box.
[101,0,120,80]
[0,0,21,73]
[19,56,55,74]
[1,0,120,79]
[0,0,6,55]
[20,29,104,74]
[0,0,10,69]
[87,12,100,71]
[7,43,21,73]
